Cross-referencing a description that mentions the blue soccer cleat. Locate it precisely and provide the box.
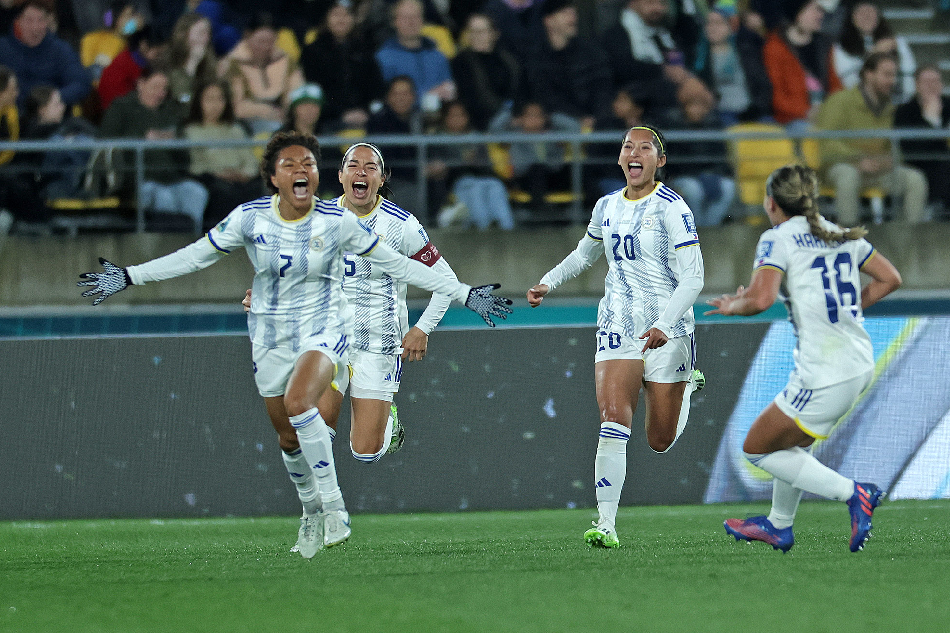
[724,515,794,553]
[847,482,883,552]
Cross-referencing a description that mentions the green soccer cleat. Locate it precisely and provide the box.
[584,520,620,548]
[386,404,405,454]
[691,369,705,392]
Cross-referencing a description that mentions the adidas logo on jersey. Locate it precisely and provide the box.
[254,234,267,245]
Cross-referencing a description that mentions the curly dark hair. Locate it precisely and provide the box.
[260,131,321,194]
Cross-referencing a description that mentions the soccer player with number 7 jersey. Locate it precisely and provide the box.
[78,132,512,559]
[706,164,902,553]
[528,126,706,548]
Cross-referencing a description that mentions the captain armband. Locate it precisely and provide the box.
[410,242,442,267]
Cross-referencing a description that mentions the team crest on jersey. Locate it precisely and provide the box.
[642,215,656,230]
[681,213,697,236]
[310,236,324,251]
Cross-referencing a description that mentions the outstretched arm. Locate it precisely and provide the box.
[77,238,228,305]
[704,267,782,317]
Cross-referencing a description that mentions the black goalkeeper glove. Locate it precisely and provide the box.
[464,283,513,327]
[78,257,132,305]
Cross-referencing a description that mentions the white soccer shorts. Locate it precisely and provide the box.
[333,348,402,402]
[594,328,695,384]
[774,369,873,439]
[252,328,351,398]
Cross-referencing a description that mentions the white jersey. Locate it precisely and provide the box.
[754,214,876,389]
[336,195,454,355]
[540,183,705,338]
[126,195,469,352]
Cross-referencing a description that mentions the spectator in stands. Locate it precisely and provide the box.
[97,24,164,112]
[69,0,151,42]
[428,100,515,230]
[602,0,714,127]
[222,12,304,136]
[450,12,519,132]
[164,13,218,115]
[489,100,579,217]
[481,0,546,67]
[522,0,613,131]
[0,1,91,110]
[693,5,773,126]
[79,2,148,85]
[832,2,916,105]
[0,65,51,231]
[814,52,927,225]
[22,84,98,201]
[762,0,841,134]
[375,0,455,119]
[99,66,209,232]
[280,83,325,136]
[183,79,263,229]
[666,90,736,227]
[299,0,384,133]
[895,65,950,219]
[191,0,242,56]
[367,75,424,209]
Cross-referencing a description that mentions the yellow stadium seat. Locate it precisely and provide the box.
[727,122,798,207]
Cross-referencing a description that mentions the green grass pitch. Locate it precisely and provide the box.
[2,500,948,633]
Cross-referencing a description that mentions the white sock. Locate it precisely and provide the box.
[281,448,322,516]
[379,412,394,455]
[745,447,854,502]
[768,478,803,529]
[661,378,695,453]
[594,422,630,526]
[291,408,345,511]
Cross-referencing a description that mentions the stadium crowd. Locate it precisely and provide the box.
[0,0,948,235]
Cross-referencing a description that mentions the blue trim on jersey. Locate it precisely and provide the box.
[357,235,381,256]
[315,203,344,217]
[380,199,411,221]
[587,231,603,242]
[858,245,876,269]
[207,231,229,253]
[674,239,700,249]
[657,185,682,202]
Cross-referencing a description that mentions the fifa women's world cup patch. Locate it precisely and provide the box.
[410,242,441,267]
[755,240,774,266]
[681,213,697,237]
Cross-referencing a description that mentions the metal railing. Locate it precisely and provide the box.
[1,127,948,232]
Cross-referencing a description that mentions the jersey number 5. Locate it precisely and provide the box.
[810,253,858,323]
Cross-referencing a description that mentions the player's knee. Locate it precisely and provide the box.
[647,427,674,453]
[282,393,313,419]
[599,403,633,427]
[350,436,384,458]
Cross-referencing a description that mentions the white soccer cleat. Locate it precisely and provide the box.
[323,509,352,547]
[296,513,324,559]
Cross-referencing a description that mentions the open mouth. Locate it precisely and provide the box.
[351,180,369,198]
[627,162,644,178]
[292,178,309,198]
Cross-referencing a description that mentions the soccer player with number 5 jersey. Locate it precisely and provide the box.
[706,164,902,553]
[528,126,706,548]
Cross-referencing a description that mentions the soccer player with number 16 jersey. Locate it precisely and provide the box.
[706,164,902,553]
